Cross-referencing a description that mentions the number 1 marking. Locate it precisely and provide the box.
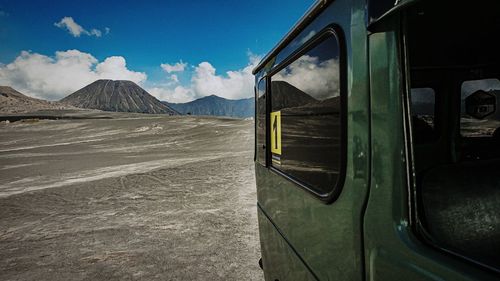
[273,115,278,149]
[270,111,281,155]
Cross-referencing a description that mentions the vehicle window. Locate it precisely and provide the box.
[460,79,500,138]
[411,88,436,143]
[256,78,266,165]
[269,34,343,196]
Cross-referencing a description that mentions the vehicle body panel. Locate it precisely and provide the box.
[254,0,500,280]
[255,0,370,279]
[364,15,499,281]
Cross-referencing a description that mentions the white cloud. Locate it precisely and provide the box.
[54,17,105,38]
[149,54,260,103]
[0,50,146,100]
[148,86,195,103]
[105,27,111,34]
[90,28,102,37]
[273,55,339,100]
[95,56,147,82]
[170,74,179,83]
[190,53,260,100]
[161,61,187,73]
[54,17,85,37]
[0,48,261,104]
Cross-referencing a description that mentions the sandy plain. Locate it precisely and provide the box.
[0,111,262,281]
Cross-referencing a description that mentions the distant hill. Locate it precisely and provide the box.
[270,81,341,115]
[271,80,317,111]
[61,80,178,115]
[164,95,254,118]
[0,86,74,114]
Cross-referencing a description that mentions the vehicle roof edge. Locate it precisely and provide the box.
[252,0,333,75]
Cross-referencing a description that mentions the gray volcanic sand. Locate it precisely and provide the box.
[0,113,262,281]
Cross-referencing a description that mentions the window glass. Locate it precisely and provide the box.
[270,35,342,195]
[411,88,436,143]
[461,79,500,137]
[411,88,435,127]
[256,78,266,165]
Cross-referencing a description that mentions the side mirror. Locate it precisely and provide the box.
[465,90,496,119]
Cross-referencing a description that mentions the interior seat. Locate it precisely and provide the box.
[420,159,500,268]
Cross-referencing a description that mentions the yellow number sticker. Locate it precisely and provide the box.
[270,111,281,156]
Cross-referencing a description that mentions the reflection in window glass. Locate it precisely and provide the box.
[270,35,342,195]
[461,79,500,137]
[256,79,266,165]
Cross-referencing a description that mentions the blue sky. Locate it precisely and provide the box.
[0,0,313,102]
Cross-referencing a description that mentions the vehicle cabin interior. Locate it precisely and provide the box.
[406,1,500,270]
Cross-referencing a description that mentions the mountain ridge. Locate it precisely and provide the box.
[61,80,178,115]
[0,86,74,114]
[163,95,254,118]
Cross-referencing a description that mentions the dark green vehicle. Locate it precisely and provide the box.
[253,0,500,280]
